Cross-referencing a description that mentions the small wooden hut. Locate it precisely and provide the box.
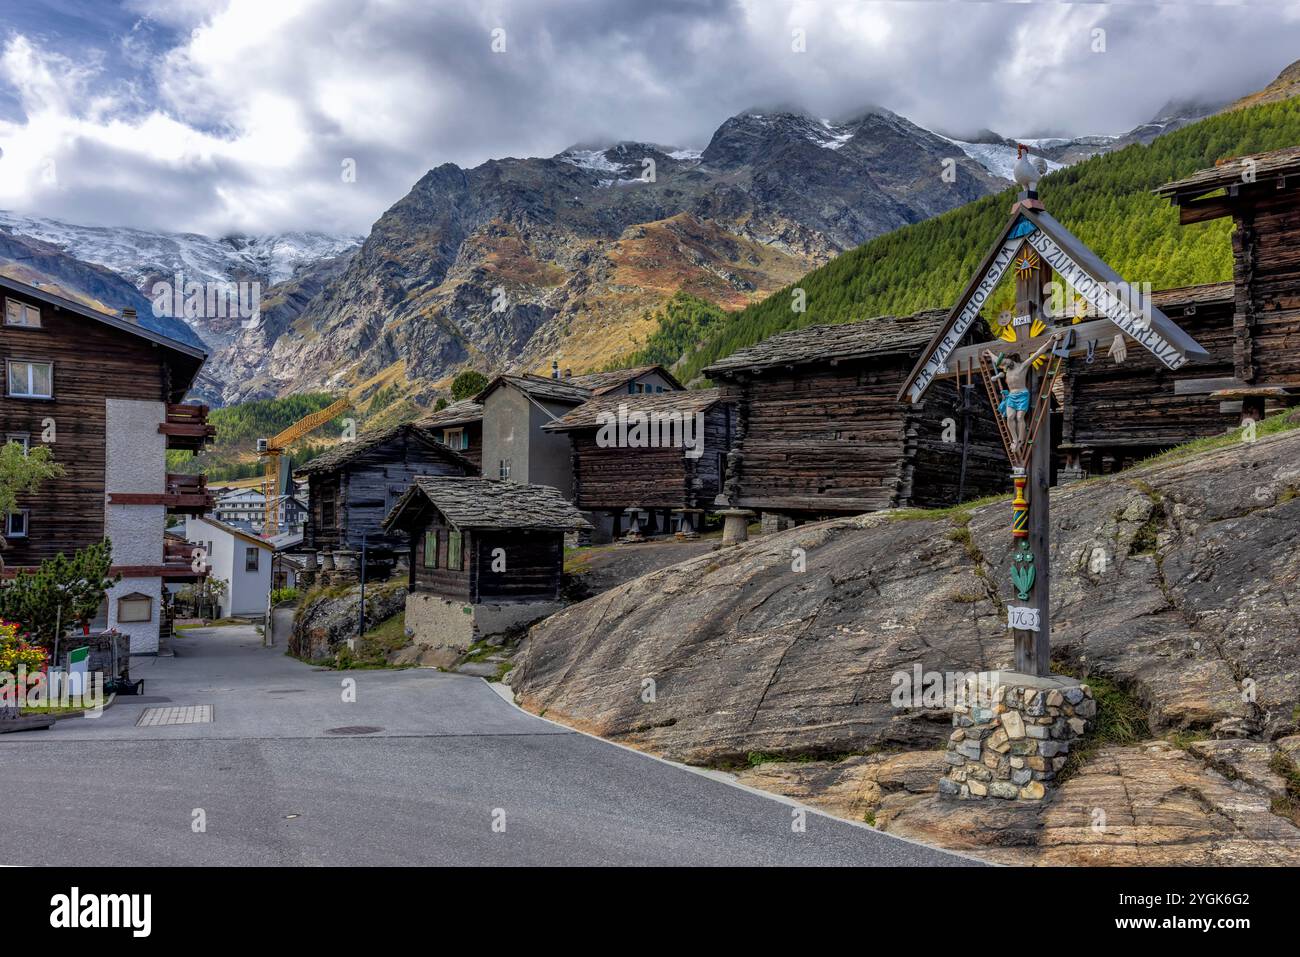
[703,310,1008,526]
[381,476,589,655]
[295,423,473,563]
[542,388,736,538]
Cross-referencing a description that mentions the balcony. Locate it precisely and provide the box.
[110,538,209,582]
[158,403,217,451]
[106,473,215,514]
[162,539,207,582]
[164,473,215,514]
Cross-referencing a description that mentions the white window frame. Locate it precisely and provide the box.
[5,433,29,453]
[7,359,53,399]
[4,298,41,328]
[444,427,465,450]
[6,509,29,539]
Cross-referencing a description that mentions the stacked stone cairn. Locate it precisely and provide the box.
[940,673,1096,801]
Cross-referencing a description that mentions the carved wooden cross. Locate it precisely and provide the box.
[899,190,1209,677]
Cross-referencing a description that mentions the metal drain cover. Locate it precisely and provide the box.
[138,705,213,727]
[325,725,383,735]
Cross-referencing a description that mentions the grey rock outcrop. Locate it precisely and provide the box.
[512,424,1300,766]
[289,581,407,661]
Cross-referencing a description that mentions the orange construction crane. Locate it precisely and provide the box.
[257,396,351,535]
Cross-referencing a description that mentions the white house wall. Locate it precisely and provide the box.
[104,398,166,653]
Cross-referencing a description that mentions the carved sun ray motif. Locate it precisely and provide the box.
[1013,247,1040,280]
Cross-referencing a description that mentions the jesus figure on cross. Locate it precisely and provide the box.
[985,331,1062,455]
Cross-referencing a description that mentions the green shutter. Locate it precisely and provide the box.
[423,530,438,568]
[448,531,463,570]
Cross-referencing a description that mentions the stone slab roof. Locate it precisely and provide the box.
[295,423,473,476]
[419,399,483,427]
[1156,145,1300,199]
[542,388,724,431]
[383,476,591,532]
[703,309,948,376]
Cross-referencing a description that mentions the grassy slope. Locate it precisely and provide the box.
[669,95,1300,383]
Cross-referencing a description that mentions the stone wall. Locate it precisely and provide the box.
[403,592,564,667]
[940,673,1096,801]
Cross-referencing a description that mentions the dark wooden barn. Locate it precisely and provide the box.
[703,310,1008,524]
[295,423,473,560]
[1156,146,1300,417]
[382,475,589,605]
[1056,282,1241,477]
[542,388,736,537]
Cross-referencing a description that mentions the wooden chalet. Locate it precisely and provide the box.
[382,476,589,653]
[541,388,736,537]
[0,275,214,652]
[703,311,1008,523]
[420,399,483,473]
[295,422,473,562]
[1155,145,1300,416]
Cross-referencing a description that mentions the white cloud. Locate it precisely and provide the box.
[0,0,1295,236]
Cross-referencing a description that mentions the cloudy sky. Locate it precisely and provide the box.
[1,0,1297,238]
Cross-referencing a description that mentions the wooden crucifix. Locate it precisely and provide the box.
[898,154,1211,677]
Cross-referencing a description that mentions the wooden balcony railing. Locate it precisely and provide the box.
[111,539,208,582]
[158,403,217,450]
[107,473,214,514]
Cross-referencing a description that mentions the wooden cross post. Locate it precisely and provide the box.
[899,180,1212,683]
[1016,262,1052,676]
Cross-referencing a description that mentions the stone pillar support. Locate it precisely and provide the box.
[719,508,755,547]
[940,671,1095,801]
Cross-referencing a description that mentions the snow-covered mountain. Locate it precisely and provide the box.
[0,211,360,292]
[933,100,1222,183]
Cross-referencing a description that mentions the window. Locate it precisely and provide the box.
[117,593,153,624]
[7,360,53,399]
[498,459,511,479]
[5,510,28,538]
[423,530,438,568]
[4,298,41,328]
[448,530,463,570]
[443,427,466,449]
[245,546,260,572]
[5,433,29,453]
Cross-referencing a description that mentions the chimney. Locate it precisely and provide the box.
[551,359,560,379]
[564,368,572,378]
[122,307,138,325]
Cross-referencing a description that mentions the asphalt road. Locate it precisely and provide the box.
[3,625,978,866]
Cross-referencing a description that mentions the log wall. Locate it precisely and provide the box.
[718,359,1007,515]
[1060,296,1239,465]
[474,530,563,602]
[305,436,470,555]
[567,405,734,510]
[1233,190,1300,387]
